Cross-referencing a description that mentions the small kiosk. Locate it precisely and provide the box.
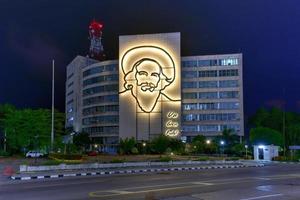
[254,145,279,161]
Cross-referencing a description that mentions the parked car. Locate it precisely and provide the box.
[26,151,44,158]
[87,151,98,156]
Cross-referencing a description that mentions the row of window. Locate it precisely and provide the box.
[183,91,239,99]
[67,99,74,105]
[82,126,119,134]
[67,73,74,80]
[83,74,118,87]
[183,113,240,122]
[182,124,240,132]
[183,80,239,89]
[68,82,74,88]
[83,64,118,77]
[82,115,119,125]
[83,105,119,116]
[183,102,239,111]
[83,84,118,96]
[67,91,74,96]
[182,58,239,68]
[183,69,238,78]
[83,95,119,106]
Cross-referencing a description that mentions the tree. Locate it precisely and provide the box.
[119,137,136,154]
[191,135,206,154]
[250,127,284,146]
[286,124,300,146]
[2,108,65,153]
[150,135,170,154]
[73,132,91,152]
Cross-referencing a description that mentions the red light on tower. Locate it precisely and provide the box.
[88,20,105,60]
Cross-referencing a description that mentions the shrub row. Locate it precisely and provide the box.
[49,153,82,160]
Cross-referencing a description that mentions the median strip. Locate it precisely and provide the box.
[10,163,264,181]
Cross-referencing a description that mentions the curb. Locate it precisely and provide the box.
[11,164,264,181]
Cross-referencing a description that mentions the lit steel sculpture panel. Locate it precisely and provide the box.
[119,33,181,141]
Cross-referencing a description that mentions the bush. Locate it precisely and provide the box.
[42,160,63,166]
[131,147,139,154]
[119,137,136,154]
[150,135,170,154]
[110,158,125,163]
[42,160,82,165]
[225,157,240,161]
[196,156,209,161]
[49,153,82,160]
[0,151,11,157]
[158,156,172,162]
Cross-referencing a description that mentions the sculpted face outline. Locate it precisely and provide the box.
[135,59,160,92]
[120,45,176,113]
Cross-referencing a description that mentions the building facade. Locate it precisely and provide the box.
[65,32,243,148]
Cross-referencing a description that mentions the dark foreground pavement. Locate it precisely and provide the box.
[1,163,300,200]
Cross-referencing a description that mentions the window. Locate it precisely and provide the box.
[198,103,217,110]
[182,125,197,132]
[198,70,218,77]
[83,126,119,134]
[67,73,74,79]
[67,99,74,105]
[219,80,239,88]
[67,91,74,96]
[83,84,118,96]
[182,82,197,88]
[83,66,104,77]
[220,58,238,66]
[198,60,211,67]
[82,115,119,125]
[182,92,197,99]
[198,125,219,132]
[83,95,118,106]
[198,92,218,99]
[198,113,240,121]
[219,69,238,77]
[182,71,197,78]
[219,102,239,110]
[182,60,197,68]
[83,105,119,116]
[183,103,198,110]
[220,124,240,132]
[68,82,74,88]
[219,91,239,99]
[183,114,198,121]
[198,81,218,88]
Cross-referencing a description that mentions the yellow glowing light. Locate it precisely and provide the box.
[119,33,181,140]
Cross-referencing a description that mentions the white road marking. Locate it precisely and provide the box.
[240,193,283,200]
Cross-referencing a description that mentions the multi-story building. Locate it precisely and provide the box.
[65,32,243,150]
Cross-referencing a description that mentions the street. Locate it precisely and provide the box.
[1,163,300,200]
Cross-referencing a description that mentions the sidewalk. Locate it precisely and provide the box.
[10,162,264,181]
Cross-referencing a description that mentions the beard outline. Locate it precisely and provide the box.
[130,84,161,113]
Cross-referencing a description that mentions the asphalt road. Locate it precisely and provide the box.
[1,164,300,200]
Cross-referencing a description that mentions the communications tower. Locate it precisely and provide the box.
[88,20,105,60]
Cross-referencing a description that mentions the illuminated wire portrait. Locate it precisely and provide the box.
[120,45,179,113]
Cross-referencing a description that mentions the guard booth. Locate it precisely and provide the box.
[254,145,279,161]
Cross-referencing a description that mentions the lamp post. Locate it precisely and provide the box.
[142,142,146,154]
[220,140,225,156]
[245,144,248,159]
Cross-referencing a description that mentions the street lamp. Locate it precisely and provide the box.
[245,144,249,159]
[220,140,225,156]
[142,142,146,147]
[206,140,211,144]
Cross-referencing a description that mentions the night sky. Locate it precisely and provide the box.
[1,0,300,122]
